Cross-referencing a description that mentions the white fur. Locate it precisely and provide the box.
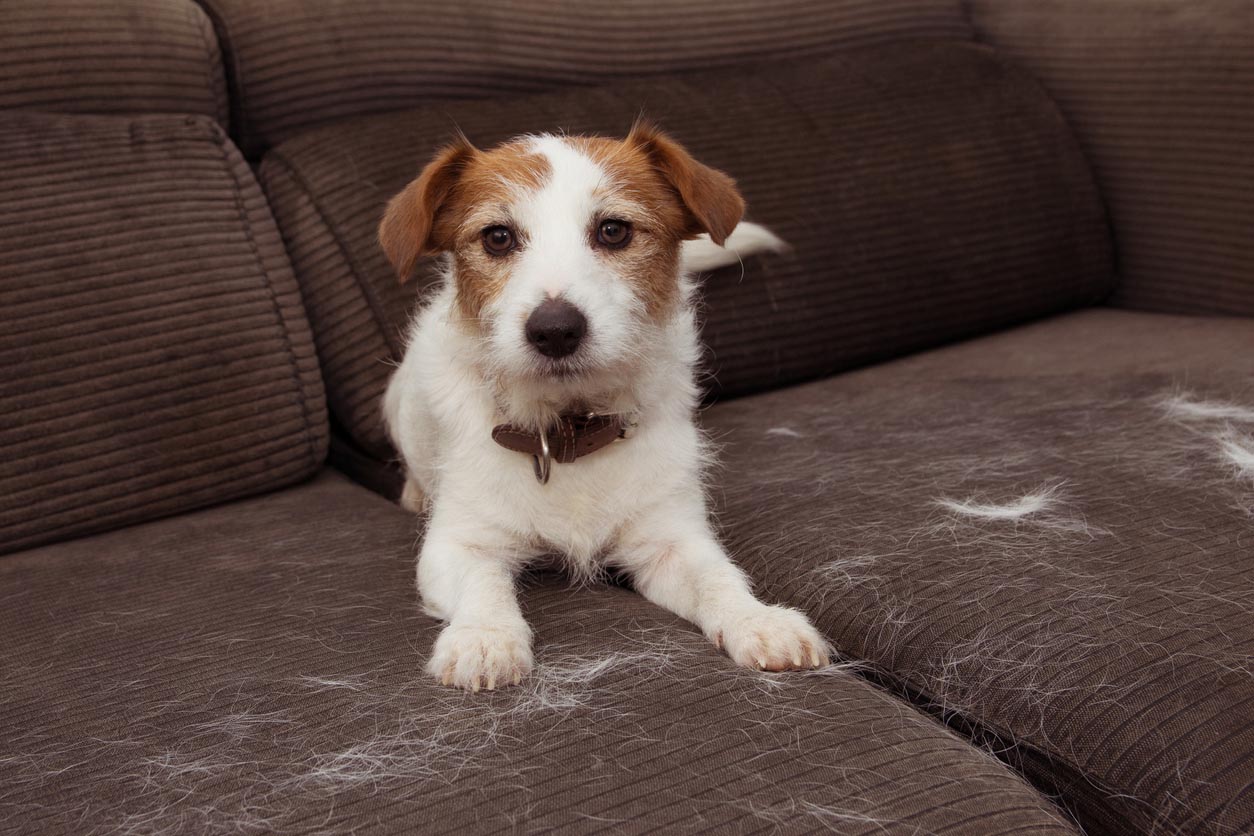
[383,135,827,690]
[1163,393,1254,423]
[1219,432,1254,479]
[936,487,1059,520]
[680,222,789,273]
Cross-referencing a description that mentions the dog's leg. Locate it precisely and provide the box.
[615,514,830,671]
[418,517,533,691]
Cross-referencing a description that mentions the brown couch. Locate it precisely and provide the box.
[2,2,1252,833]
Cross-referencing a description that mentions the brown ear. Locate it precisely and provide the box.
[628,118,744,245]
[378,134,477,283]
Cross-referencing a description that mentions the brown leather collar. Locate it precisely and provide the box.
[492,413,628,482]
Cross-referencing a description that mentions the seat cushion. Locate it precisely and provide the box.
[259,42,1112,457]
[0,471,1077,835]
[0,113,326,555]
[703,308,1254,835]
[200,0,970,157]
[0,0,228,125]
[970,0,1254,316]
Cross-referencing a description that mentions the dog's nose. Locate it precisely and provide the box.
[525,298,587,358]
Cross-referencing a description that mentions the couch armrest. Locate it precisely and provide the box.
[970,0,1254,316]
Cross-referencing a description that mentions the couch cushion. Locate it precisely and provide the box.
[0,0,228,126]
[0,470,1077,835]
[200,0,971,158]
[260,43,1113,457]
[970,0,1254,316]
[0,112,326,555]
[704,308,1254,835]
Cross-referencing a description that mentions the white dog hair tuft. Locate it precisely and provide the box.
[935,485,1060,520]
[1219,432,1254,480]
[1162,392,1254,423]
[680,221,789,274]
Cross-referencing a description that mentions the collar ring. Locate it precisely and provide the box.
[532,427,552,485]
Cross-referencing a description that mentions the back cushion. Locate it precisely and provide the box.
[0,0,228,126]
[0,113,327,555]
[970,0,1254,316]
[259,43,1114,459]
[200,0,971,157]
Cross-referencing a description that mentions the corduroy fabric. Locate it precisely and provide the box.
[199,0,972,158]
[0,112,326,555]
[703,308,1254,836]
[0,471,1078,835]
[969,0,1254,316]
[0,0,228,126]
[260,43,1113,457]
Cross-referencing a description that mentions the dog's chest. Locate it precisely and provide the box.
[491,439,654,558]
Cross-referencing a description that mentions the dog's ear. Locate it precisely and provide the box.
[378,134,478,283]
[628,118,744,246]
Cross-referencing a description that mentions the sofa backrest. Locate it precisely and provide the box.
[971,0,1254,317]
[0,2,1117,515]
[0,1,328,555]
[1,0,228,127]
[199,0,973,159]
[257,43,1115,459]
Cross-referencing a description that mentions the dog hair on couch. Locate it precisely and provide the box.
[378,121,827,690]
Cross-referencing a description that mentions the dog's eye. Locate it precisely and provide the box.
[597,219,632,249]
[482,226,516,256]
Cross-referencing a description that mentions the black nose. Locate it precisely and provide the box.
[525,298,587,359]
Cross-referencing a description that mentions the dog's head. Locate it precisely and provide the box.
[379,122,743,394]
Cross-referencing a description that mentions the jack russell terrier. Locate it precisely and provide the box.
[379,121,829,691]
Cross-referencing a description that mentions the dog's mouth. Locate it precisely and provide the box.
[532,355,587,380]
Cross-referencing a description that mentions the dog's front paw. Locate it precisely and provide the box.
[426,622,533,691]
[715,605,831,671]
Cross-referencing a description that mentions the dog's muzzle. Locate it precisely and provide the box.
[525,298,586,359]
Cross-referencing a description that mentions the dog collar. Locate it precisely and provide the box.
[492,413,631,484]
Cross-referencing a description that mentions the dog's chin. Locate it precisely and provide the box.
[525,353,596,383]
[514,353,625,408]
[492,345,636,403]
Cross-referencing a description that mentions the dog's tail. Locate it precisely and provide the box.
[680,221,789,274]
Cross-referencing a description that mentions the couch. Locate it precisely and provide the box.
[2,1,1252,833]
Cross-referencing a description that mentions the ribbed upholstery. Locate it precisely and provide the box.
[260,160,398,457]
[0,113,326,555]
[705,308,1254,836]
[0,471,1077,835]
[261,43,1114,457]
[0,0,228,126]
[969,0,1254,316]
[200,0,971,157]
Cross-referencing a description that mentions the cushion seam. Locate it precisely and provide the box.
[195,0,251,154]
[264,148,401,357]
[856,662,1182,834]
[214,131,321,474]
[262,148,402,388]
[186,1,229,129]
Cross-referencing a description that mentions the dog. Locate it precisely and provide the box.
[379,121,830,691]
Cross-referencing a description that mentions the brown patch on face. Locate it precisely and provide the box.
[377,135,551,321]
[377,135,477,282]
[564,136,687,317]
[625,120,745,246]
[568,126,745,318]
[378,125,744,326]
[434,141,552,324]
